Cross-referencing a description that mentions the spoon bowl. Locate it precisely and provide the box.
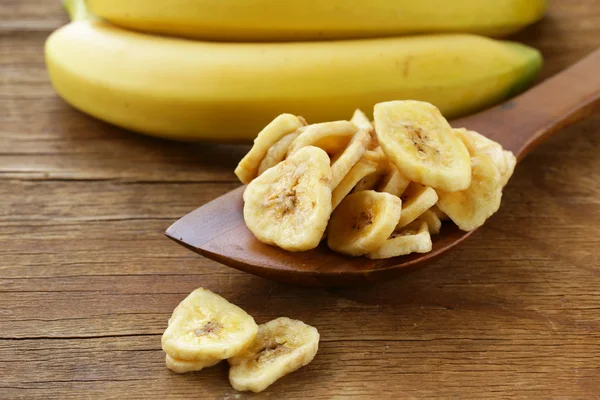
[166,48,600,286]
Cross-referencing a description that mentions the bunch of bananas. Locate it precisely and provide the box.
[45,0,546,141]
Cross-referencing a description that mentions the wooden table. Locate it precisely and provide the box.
[2,1,600,398]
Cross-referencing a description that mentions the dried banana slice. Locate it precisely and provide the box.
[235,114,306,184]
[354,171,385,192]
[257,132,300,176]
[328,190,402,256]
[165,354,221,374]
[454,128,516,187]
[350,109,374,134]
[501,150,517,187]
[330,129,371,189]
[228,317,319,393]
[244,146,332,251]
[367,221,432,259]
[437,153,503,231]
[162,288,258,361]
[418,209,442,235]
[354,149,389,192]
[374,100,471,192]
[363,146,387,166]
[397,184,439,229]
[454,128,506,172]
[287,121,358,156]
[378,163,410,197]
[350,109,378,148]
[331,159,378,210]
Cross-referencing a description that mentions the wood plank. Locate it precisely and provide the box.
[0,181,239,220]
[1,337,598,399]
[1,284,599,338]
[0,1,67,32]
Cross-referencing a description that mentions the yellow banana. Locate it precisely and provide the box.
[87,0,547,42]
[45,2,542,142]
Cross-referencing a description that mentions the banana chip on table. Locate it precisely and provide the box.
[244,146,333,252]
[367,221,432,259]
[165,354,221,374]
[437,153,503,231]
[235,114,306,184]
[162,288,258,362]
[374,100,472,192]
[163,289,320,392]
[328,190,402,256]
[229,317,320,393]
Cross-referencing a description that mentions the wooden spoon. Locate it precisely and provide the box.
[166,48,600,286]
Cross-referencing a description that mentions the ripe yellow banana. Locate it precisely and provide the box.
[86,0,547,41]
[45,1,542,142]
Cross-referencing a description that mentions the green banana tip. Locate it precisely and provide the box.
[504,43,544,98]
[63,0,92,22]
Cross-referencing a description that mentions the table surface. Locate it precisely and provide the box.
[2,1,600,398]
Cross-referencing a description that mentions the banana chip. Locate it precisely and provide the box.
[378,163,410,197]
[367,221,432,259]
[229,317,319,393]
[350,109,374,134]
[287,121,358,156]
[454,128,516,187]
[244,146,332,251]
[350,109,378,148]
[328,190,402,256]
[418,209,442,235]
[374,100,471,192]
[354,148,389,191]
[397,184,439,229]
[363,146,387,167]
[162,288,258,361]
[354,171,385,192]
[437,153,503,231]
[331,159,378,210]
[165,354,221,374]
[454,128,506,169]
[235,114,306,184]
[257,131,300,176]
[501,150,517,187]
[330,129,371,189]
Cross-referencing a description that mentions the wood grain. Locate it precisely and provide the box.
[2,0,600,398]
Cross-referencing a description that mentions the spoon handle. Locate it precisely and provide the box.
[452,47,600,160]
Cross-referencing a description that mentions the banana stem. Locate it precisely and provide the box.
[63,0,92,21]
